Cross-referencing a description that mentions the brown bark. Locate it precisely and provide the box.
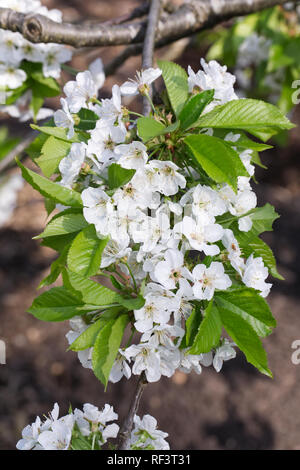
[0,1,295,49]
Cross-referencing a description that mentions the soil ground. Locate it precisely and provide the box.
[1,0,300,450]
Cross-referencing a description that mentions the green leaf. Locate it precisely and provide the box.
[217,307,272,377]
[41,232,78,254]
[35,136,72,177]
[180,307,202,350]
[44,198,56,217]
[26,132,48,161]
[227,203,280,236]
[22,62,61,97]
[31,87,45,119]
[184,134,248,191]
[108,163,136,190]
[179,90,214,130]
[31,124,80,143]
[71,436,93,451]
[4,81,30,105]
[119,295,145,311]
[157,60,189,117]
[28,286,85,322]
[17,160,83,208]
[63,269,145,313]
[236,232,283,280]
[67,225,108,277]
[137,116,166,142]
[69,311,121,351]
[31,77,60,98]
[92,313,130,387]
[76,108,99,131]
[247,204,279,237]
[194,99,295,141]
[214,130,272,153]
[63,270,124,307]
[38,246,69,288]
[36,211,88,239]
[215,287,276,338]
[189,301,222,354]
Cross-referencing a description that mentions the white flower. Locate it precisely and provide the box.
[154,249,192,290]
[192,184,227,219]
[21,40,44,63]
[113,170,159,217]
[88,120,126,166]
[242,254,272,297]
[100,238,131,268]
[230,190,257,219]
[213,340,236,372]
[141,324,184,349]
[41,44,72,79]
[109,350,132,383]
[116,141,148,170]
[124,343,161,382]
[179,350,213,374]
[158,346,181,378]
[188,59,238,111]
[120,68,162,96]
[178,215,223,255]
[148,160,186,196]
[65,316,92,369]
[237,33,271,68]
[134,292,172,333]
[221,228,245,275]
[74,403,118,443]
[16,416,45,450]
[82,186,114,236]
[192,262,232,300]
[131,211,171,253]
[59,142,86,188]
[54,98,75,139]
[89,58,105,91]
[130,414,169,450]
[239,149,255,176]
[0,64,27,89]
[64,70,97,113]
[0,30,24,66]
[38,416,74,450]
[96,85,125,131]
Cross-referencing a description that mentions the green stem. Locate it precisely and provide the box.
[144,92,156,114]
[129,111,144,118]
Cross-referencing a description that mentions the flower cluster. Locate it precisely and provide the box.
[0,0,72,121]
[16,402,169,450]
[234,33,283,101]
[54,59,273,384]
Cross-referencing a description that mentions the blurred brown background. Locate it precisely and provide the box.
[1,0,300,450]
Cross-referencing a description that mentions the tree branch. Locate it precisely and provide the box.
[117,372,148,450]
[142,0,162,115]
[0,1,296,49]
